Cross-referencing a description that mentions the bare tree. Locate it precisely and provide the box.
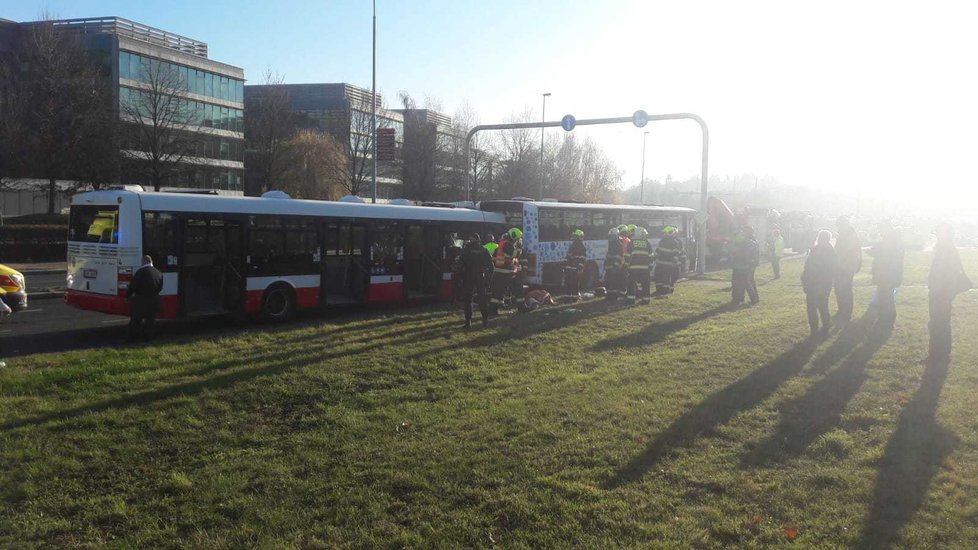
[277,130,347,200]
[496,108,538,199]
[0,21,115,212]
[120,57,199,191]
[243,70,296,195]
[345,95,392,197]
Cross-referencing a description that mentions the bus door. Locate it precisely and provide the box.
[180,217,245,317]
[324,222,368,304]
[404,224,442,299]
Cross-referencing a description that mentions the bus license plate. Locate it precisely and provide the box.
[83,269,98,279]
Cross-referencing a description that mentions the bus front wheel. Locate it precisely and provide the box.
[262,284,295,323]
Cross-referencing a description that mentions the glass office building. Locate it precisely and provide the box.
[244,83,406,198]
[6,17,246,191]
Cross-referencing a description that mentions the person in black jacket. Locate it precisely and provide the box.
[564,229,588,296]
[869,221,905,327]
[834,216,862,321]
[927,223,972,363]
[457,233,494,328]
[127,255,164,341]
[802,230,837,338]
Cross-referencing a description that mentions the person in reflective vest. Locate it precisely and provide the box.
[626,226,653,303]
[604,227,626,300]
[483,233,498,256]
[490,227,523,313]
[564,229,588,296]
[654,225,687,297]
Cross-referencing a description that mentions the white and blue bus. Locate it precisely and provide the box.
[479,199,697,288]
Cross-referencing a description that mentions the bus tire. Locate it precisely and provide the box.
[262,284,295,323]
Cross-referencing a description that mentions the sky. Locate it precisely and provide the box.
[3,0,978,211]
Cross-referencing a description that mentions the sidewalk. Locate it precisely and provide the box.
[4,261,65,274]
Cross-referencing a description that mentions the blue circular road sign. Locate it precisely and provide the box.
[561,114,576,132]
[633,110,649,128]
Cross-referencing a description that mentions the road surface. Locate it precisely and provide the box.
[0,296,254,358]
[24,272,67,295]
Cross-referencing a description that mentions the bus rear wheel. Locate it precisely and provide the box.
[262,284,295,323]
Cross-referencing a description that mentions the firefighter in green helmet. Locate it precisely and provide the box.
[490,227,524,313]
[654,225,687,297]
[564,228,588,297]
[626,226,654,304]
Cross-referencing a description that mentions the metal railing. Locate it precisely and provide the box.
[50,17,208,58]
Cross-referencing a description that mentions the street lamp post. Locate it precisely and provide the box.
[370,0,377,203]
[540,92,550,199]
[640,130,649,204]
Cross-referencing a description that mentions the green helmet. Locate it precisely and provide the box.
[572,229,584,239]
[662,225,676,234]
[617,224,628,234]
[626,224,637,234]
[508,227,523,239]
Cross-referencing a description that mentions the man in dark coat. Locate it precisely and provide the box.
[654,225,686,296]
[127,255,164,341]
[869,221,905,327]
[730,226,760,305]
[458,233,494,328]
[834,216,862,321]
[928,224,972,362]
[564,229,588,297]
[802,230,837,338]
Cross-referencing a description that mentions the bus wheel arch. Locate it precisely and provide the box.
[261,282,296,322]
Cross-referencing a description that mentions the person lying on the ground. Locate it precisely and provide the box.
[518,289,556,312]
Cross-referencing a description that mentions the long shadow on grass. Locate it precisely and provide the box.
[589,304,730,352]
[603,337,819,488]
[855,357,958,549]
[408,298,623,359]
[0,316,461,431]
[0,303,453,359]
[0,353,305,431]
[741,319,889,466]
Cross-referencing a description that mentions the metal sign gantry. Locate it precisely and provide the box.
[463,111,710,275]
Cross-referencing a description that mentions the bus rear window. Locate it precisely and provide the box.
[69,205,120,243]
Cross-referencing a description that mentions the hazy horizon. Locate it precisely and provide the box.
[3,0,977,214]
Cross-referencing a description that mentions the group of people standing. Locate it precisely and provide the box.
[798,217,971,362]
[455,224,689,327]
[602,224,687,303]
[799,216,865,338]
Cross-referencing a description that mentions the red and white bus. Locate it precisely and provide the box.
[66,189,507,321]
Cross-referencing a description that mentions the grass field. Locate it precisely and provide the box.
[2,251,978,548]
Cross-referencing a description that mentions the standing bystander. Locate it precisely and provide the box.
[802,230,837,338]
[927,224,972,363]
[834,216,862,322]
[127,255,163,342]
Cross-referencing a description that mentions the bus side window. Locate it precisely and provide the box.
[142,212,177,271]
[539,209,562,241]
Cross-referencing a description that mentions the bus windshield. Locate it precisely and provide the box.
[69,205,120,244]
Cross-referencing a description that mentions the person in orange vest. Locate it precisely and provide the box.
[490,227,523,314]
